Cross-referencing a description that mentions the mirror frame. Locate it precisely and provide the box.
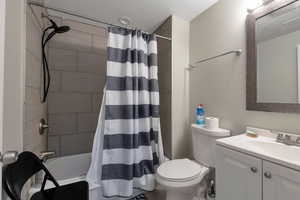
[246,0,300,113]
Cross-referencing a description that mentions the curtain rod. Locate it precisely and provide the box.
[27,1,172,41]
[188,49,243,69]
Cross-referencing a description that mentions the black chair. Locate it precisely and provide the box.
[3,151,89,200]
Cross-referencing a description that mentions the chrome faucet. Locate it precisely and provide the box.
[276,133,300,147]
[40,151,55,162]
[284,135,292,144]
[276,133,284,142]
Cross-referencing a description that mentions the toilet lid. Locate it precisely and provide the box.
[157,159,204,182]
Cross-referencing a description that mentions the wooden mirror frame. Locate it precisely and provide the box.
[246,0,300,113]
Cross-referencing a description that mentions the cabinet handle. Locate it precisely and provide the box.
[250,167,258,173]
[264,171,272,179]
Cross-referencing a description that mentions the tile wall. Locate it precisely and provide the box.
[24,3,47,155]
[47,18,107,157]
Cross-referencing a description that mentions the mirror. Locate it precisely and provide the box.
[247,0,300,113]
[256,1,300,104]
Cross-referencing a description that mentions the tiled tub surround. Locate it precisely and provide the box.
[47,18,107,157]
[24,3,47,154]
[23,3,48,200]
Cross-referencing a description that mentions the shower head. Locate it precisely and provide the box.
[47,18,70,33]
[55,25,70,33]
[41,16,70,103]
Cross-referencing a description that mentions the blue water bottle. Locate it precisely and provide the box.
[196,104,205,126]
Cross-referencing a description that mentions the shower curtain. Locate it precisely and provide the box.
[87,27,164,197]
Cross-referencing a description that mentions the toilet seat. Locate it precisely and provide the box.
[156,159,209,187]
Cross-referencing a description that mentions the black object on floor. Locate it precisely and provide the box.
[3,151,89,200]
[129,193,147,200]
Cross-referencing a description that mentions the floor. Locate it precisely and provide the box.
[146,188,166,200]
[90,186,166,200]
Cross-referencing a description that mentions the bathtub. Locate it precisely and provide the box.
[28,153,144,200]
[28,153,94,199]
[45,153,91,181]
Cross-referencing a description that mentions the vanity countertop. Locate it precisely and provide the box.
[217,133,300,171]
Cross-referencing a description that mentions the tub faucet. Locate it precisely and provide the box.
[40,151,55,162]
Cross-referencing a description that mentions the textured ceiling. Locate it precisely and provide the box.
[44,0,218,32]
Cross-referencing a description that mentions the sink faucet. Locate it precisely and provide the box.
[276,133,300,147]
[276,133,284,142]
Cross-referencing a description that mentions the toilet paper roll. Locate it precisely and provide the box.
[205,117,219,130]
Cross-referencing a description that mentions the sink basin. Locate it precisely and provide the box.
[242,140,300,163]
[217,134,300,171]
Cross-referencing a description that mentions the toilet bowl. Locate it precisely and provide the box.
[156,124,230,200]
[156,159,209,200]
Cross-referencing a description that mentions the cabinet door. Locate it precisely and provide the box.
[216,145,262,200]
[263,161,300,200]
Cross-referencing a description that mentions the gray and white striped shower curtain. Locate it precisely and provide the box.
[87,27,164,198]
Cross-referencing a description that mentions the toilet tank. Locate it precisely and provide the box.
[191,124,230,167]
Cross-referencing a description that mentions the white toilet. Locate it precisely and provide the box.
[156,124,230,200]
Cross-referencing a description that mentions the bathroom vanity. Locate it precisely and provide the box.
[215,129,300,200]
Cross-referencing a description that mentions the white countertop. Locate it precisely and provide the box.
[217,133,300,171]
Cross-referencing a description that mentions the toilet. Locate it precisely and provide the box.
[156,124,230,200]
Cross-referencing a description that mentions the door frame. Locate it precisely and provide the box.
[0,0,6,154]
[0,1,6,199]
[2,0,26,152]
[297,45,300,104]
[1,0,26,199]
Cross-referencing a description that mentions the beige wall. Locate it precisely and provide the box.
[155,16,190,159]
[47,18,107,157]
[155,17,172,158]
[190,0,300,137]
[24,2,48,155]
[172,16,190,158]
